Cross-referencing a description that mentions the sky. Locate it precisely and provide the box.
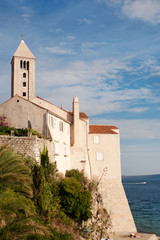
[0,0,160,175]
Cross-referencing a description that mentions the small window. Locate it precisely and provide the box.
[23,73,26,78]
[94,135,99,144]
[23,92,26,97]
[59,121,64,131]
[20,60,23,69]
[96,152,103,161]
[23,82,26,87]
[27,61,29,70]
[64,145,68,157]
[24,61,26,69]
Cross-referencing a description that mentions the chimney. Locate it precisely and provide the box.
[73,96,79,145]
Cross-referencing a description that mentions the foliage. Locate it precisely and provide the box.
[0,115,8,127]
[0,148,33,198]
[59,177,92,223]
[0,146,93,239]
[26,228,73,240]
[32,146,60,219]
[65,169,90,188]
[0,148,49,240]
[65,169,83,183]
[0,126,42,138]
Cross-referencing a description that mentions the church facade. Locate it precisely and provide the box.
[0,40,137,234]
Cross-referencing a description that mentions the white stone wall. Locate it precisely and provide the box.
[88,133,121,181]
[47,113,71,174]
[88,132,137,233]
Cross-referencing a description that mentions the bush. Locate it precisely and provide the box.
[0,126,42,137]
[65,169,83,183]
[59,178,92,223]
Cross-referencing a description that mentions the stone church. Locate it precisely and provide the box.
[0,39,137,234]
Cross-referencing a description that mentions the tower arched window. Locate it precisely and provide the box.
[27,61,29,70]
[20,60,23,69]
[23,73,26,78]
[24,61,26,69]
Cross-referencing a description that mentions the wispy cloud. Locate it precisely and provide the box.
[81,41,106,54]
[20,6,33,23]
[36,58,158,115]
[79,18,92,25]
[97,0,160,25]
[44,46,76,55]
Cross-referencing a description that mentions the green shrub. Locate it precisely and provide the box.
[0,126,42,137]
[65,169,83,183]
[59,178,92,223]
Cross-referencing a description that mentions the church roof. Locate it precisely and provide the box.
[13,40,36,59]
[89,125,118,134]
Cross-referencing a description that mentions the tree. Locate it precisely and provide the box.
[59,177,92,223]
[0,147,33,198]
[0,147,49,240]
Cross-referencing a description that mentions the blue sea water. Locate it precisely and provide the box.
[122,174,160,236]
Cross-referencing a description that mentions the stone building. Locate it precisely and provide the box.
[0,40,137,234]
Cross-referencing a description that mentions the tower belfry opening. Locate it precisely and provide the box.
[11,39,36,101]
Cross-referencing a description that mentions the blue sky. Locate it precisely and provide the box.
[0,0,160,175]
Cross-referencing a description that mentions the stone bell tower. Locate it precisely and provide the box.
[11,38,36,101]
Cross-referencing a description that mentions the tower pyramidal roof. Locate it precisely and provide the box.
[13,40,36,59]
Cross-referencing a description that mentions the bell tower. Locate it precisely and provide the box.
[11,37,36,101]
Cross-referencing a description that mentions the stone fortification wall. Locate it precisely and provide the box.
[0,135,55,163]
[99,179,137,234]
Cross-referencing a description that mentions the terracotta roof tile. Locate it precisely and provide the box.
[68,111,89,119]
[89,125,118,134]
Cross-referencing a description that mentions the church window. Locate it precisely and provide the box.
[24,61,26,69]
[94,135,99,144]
[20,60,23,69]
[23,73,26,78]
[96,152,103,161]
[23,82,26,87]
[23,92,26,97]
[27,61,29,70]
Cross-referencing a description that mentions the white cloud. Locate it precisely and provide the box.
[36,58,157,115]
[49,28,63,33]
[20,6,33,23]
[81,41,106,54]
[66,34,76,41]
[44,46,76,55]
[123,0,160,25]
[97,0,160,25]
[96,0,123,6]
[79,18,92,24]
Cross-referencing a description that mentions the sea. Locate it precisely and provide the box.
[122,174,160,236]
